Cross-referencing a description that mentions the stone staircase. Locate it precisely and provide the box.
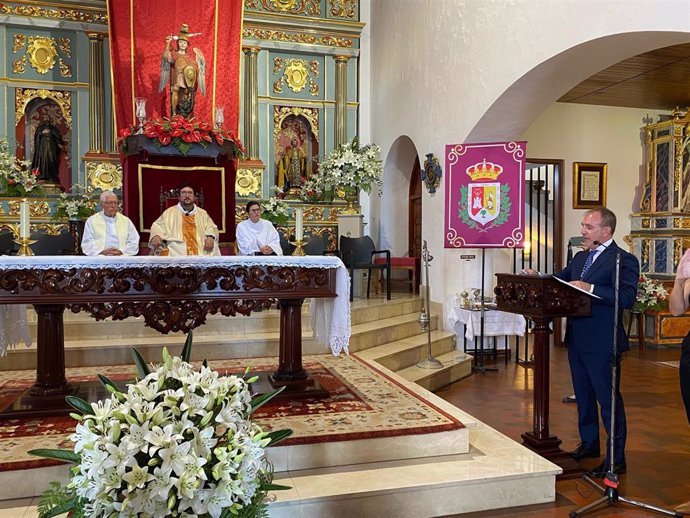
[1,294,472,390]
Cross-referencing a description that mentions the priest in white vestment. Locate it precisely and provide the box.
[149,183,220,256]
[81,191,140,256]
[236,200,283,255]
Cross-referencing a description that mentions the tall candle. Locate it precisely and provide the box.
[295,208,303,241]
[19,200,30,239]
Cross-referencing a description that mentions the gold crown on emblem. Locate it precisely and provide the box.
[466,159,503,180]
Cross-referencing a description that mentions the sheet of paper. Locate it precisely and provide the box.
[551,275,602,299]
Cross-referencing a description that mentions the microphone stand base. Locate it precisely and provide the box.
[416,357,443,369]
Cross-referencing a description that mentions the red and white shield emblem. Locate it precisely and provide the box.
[469,183,500,225]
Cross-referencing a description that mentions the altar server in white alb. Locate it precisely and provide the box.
[236,200,282,255]
[81,191,140,256]
[149,183,220,256]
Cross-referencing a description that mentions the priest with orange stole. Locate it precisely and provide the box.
[149,183,219,256]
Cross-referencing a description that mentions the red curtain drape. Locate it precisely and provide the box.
[107,0,243,133]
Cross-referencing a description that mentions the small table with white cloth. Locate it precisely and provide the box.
[446,301,526,365]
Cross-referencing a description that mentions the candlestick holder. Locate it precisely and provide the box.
[15,237,36,256]
[291,240,306,256]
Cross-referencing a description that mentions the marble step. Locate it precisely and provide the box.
[0,307,437,371]
[22,296,424,341]
[356,330,456,371]
[397,350,473,392]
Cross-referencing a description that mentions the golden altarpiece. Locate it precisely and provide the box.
[0,1,364,253]
[630,108,690,346]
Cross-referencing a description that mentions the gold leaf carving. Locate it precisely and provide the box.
[12,56,26,74]
[273,77,284,94]
[329,0,357,18]
[309,61,319,76]
[15,88,72,126]
[309,78,319,96]
[12,34,26,53]
[0,5,107,24]
[273,106,319,144]
[235,168,262,197]
[86,161,123,193]
[58,38,71,57]
[273,57,283,75]
[27,36,58,74]
[59,58,72,78]
[243,29,353,48]
[285,60,308,93]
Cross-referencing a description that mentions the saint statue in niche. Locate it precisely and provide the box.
[277,137,307,192]
[31,115,64,183]
[159,23,206,118]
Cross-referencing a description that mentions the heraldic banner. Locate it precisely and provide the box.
[107,0,243,133]
[445,141,526,248]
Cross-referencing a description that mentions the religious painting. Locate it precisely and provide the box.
[573,161,607,209]
[445,141,526,248]
[273,106,319,196]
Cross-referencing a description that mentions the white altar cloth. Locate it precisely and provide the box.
[0,255,351,356]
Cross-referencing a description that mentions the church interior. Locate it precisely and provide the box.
[1,0,690,517]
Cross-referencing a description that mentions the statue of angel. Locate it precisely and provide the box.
[159,23,206,118]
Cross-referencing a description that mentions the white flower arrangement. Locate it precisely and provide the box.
[53,184,96,220]
[633,274,668,312]
[0,137,45,197]
[260,196,289,226]
[30,334,291,518]
[319,137,383,194]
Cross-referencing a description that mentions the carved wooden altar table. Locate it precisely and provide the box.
[494,273,592,480]
[0,256,350,418]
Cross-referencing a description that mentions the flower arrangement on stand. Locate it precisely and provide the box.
[633,274,668,312]
[0,137,45,197]
[118,115,245,158]
[51,184,96,221]
[320,137,383,195]
[260,196,289,226]
[29,333,292,518]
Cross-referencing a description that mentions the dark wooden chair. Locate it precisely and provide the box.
[339,235,391,301]
[0,231,15,255]
[29,229,75,255]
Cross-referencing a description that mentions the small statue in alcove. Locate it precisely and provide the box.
[31,115,64,184]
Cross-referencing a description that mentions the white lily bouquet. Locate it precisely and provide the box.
[320,137,383,195]
[633,274,668,312]
[260,196,289,226]
[52,184,96,221]
[30,334,291,518]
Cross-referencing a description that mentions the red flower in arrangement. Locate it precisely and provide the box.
[118,114,244,158]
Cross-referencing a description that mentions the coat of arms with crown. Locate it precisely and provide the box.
[458,158,511,230]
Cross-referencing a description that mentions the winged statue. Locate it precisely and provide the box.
[159,23,206,118]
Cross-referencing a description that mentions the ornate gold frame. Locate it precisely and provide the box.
[573,162,607,209]
[15,87,72,126]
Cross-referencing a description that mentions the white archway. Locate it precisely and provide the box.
[379,135,419,255]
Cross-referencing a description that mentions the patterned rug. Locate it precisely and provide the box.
[0,354,463,472]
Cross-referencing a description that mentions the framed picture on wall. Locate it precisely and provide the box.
[573,162,607,209]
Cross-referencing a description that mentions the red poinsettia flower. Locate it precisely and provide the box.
[170,128,183,138]
[158,134,172,146]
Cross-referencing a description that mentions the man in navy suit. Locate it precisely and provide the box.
[554,208,639,477]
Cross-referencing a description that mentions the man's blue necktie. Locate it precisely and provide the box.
[580,249,597,279]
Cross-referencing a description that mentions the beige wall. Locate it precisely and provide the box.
[522,103,671,255]
[366,0,690,309]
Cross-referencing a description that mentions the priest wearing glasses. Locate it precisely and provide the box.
[81,191,139,256]
[149,183,219,256]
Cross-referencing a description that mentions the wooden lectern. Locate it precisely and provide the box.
[494,273,592,479]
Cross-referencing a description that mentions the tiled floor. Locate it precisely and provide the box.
[438,343,690,517]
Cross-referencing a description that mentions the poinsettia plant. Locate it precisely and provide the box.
[118,115,245,158]
[29,332,291,518]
